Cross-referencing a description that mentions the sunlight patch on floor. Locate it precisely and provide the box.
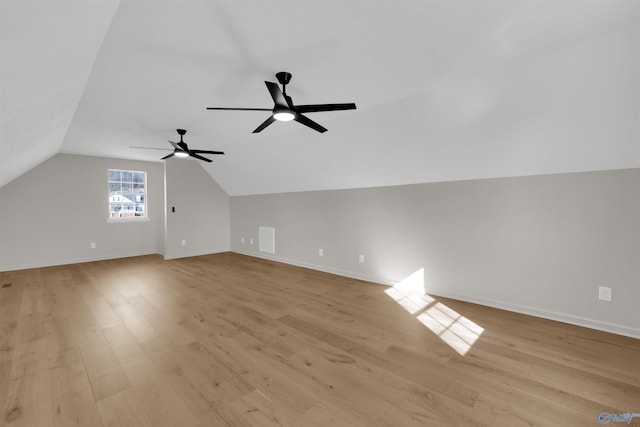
[385,268,484,356]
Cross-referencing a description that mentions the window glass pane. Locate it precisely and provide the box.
[108,169,146,220]
[109,182,121,194]
[133,172,144,183]
[109,203,122,218]
[108,170,121,181]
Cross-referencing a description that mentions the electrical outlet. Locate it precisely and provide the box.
[358,254,365,264]
[181,239,186,246]
[250,238,254,245]
[90,242,96,249]
[598,286,612,302]
[319,248,323,257]
[241,237,245,244]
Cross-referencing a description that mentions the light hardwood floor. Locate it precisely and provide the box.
[1,253,638,426]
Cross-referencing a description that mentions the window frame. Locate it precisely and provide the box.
[107,168,150,223]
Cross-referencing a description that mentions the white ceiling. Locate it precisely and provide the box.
[2,0,639,195]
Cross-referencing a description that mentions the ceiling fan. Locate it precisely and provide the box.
[131,129,224,162]
[207,71,356,133]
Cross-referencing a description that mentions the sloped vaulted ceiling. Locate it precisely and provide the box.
[1,0,639,194]
[0,0,119,188]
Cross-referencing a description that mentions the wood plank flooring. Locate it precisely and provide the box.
[0,253,638,426]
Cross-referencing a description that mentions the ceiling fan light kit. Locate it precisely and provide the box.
[273,110,295,121]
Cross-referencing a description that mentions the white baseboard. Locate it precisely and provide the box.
[0,250,160,272]
[231,249,395,286]
[163,248,228,260]
[232,250,640,340]
[425,290,640,340]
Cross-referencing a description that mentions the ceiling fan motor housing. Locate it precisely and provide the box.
[276,72,292,85]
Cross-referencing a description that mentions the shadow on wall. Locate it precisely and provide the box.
[385,268,484,356]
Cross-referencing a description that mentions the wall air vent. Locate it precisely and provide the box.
[259,226,276,254]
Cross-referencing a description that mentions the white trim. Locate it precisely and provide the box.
[231,250,640,340]
[0,250,160,272]
[106,217,151,223]
[232,249,394,285]
[424,290,640,340]
[164,249,228,260]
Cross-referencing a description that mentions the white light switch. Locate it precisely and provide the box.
[358,254,365,264]
[181,239,186,246]
[319,248,323,257]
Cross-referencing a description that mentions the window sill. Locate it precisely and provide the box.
[107,217,151,224]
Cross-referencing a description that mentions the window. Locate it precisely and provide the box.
[108,169,147,221]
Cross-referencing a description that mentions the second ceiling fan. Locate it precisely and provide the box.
[207,72,356,133]
[132,129,225,162]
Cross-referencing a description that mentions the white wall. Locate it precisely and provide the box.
[0,154,164,270]
[164,157,230,259]
[231,168,640,338]
[0,153,231,269]
[2,155,636,338]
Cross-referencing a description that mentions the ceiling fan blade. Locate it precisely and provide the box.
[285,94,294,107]
[190,153,213,163]
[177,141,189,152]
[130,146,172,151]
[253,115,276,133]
[169,140,180,150]
[295,103,357,113]
[161,153,175,160]
[294,114,327,133]
[190,150,225,155]
[265,81,288,108]
[206,107,272,111]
